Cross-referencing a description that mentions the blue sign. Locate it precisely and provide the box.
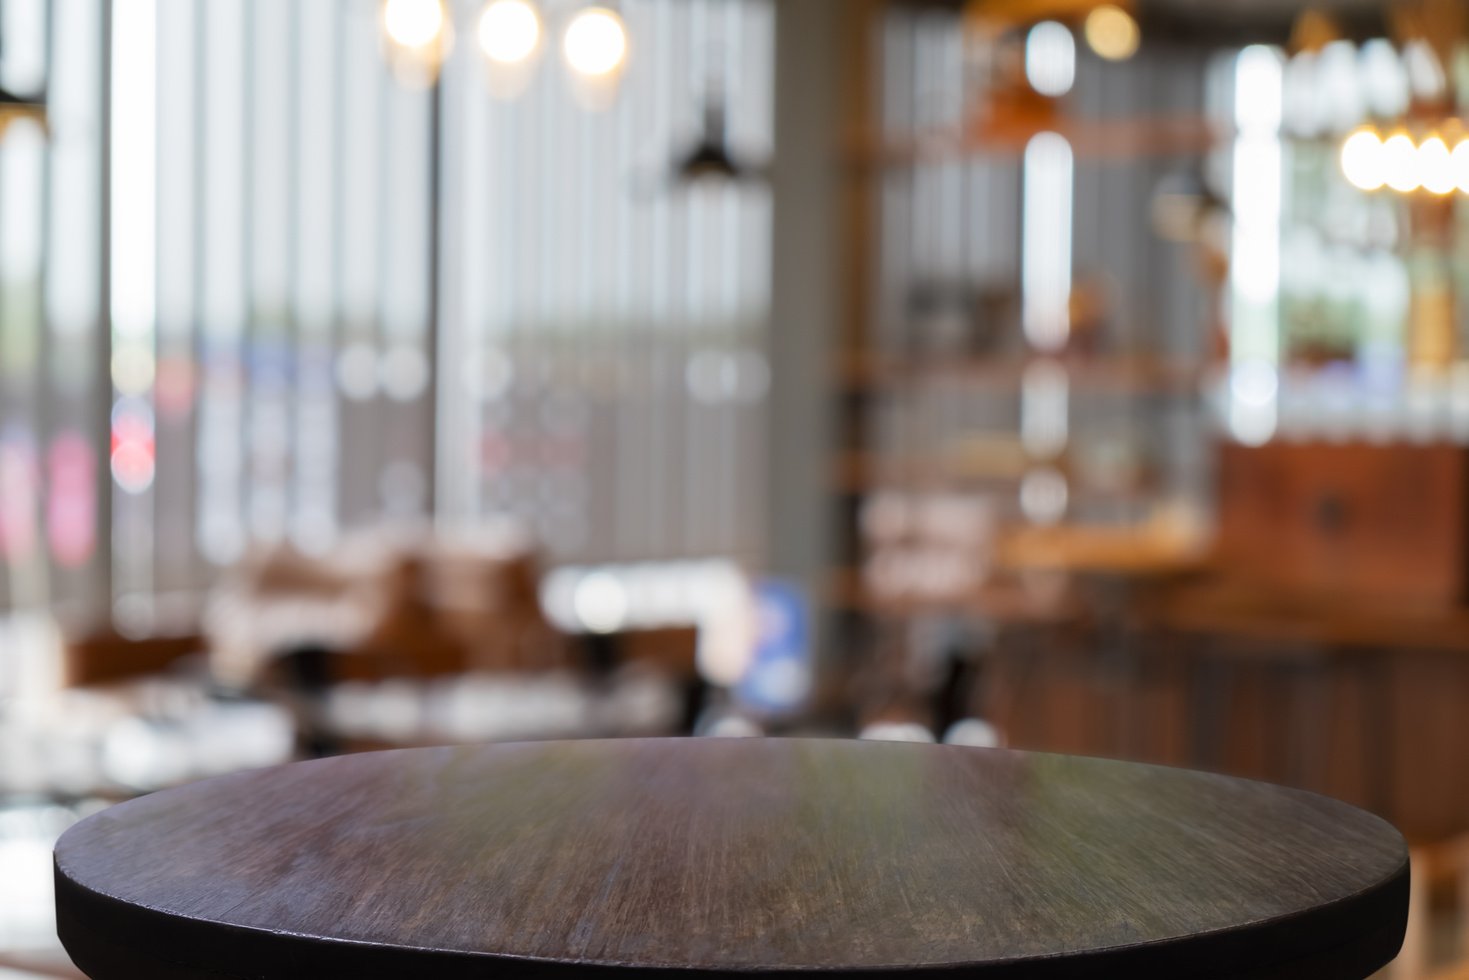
[736,578,811,714]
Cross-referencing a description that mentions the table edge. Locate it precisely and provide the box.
[54,739,1411,979]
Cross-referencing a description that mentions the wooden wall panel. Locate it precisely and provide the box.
[982,626,1469,842]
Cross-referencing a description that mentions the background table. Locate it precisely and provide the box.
[55,738,1408,978]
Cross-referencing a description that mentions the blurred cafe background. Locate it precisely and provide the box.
[5,0,1469,974]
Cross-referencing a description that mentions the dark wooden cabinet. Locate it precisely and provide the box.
[1217,442,1469,608]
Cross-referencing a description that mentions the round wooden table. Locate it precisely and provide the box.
[54,738,1408,979]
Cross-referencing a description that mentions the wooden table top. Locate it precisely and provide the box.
[54,738,1408,979]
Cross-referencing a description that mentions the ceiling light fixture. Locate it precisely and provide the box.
[478,0,542,66]
[380,1,628,107]
[383,0,446,50]
[562,6,628,79]
[1083,5,1139,62]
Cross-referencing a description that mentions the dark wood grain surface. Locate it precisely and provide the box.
[54,738,1408,979]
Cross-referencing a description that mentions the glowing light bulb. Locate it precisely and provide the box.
[1453,139,1469,194]
[563,7,627,78]
[383,0,445,49]
[1083,5,1140,62]
[1420,136,1454,194]
[1383,133,1420,192]
[1025,21,1075,97]
[479,0,541,65]
[1340,129,1384,190]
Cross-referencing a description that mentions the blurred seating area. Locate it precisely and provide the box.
[6,523,710,799]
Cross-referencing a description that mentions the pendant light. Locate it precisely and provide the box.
[0,0,45,139]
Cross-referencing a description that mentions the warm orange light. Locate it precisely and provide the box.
[1083,5,1139,62]
[563,7,627,78]
[1419,135,1454,194]
[1382,132,1420,192]
[383,0,445,49]
[1340,128,1384,191]
[479,0,541,65]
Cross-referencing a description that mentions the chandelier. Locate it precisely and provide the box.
[380,0,628,103]
[1340,125,1469,194]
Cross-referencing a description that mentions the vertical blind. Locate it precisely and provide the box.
[0,0,773,626]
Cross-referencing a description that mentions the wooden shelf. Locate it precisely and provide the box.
[995,523,1209,578]
[843,113,1224,168]
[831,448,1029,493]
[837,351,1210,395]
[826,566,1083,623]
[832,450,1167,501]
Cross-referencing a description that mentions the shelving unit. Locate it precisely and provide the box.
[823,3,1221,729]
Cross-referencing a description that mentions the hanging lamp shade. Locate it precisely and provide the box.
[0,0,47,140]
[676,94,741,183]
[0,83,44,138]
